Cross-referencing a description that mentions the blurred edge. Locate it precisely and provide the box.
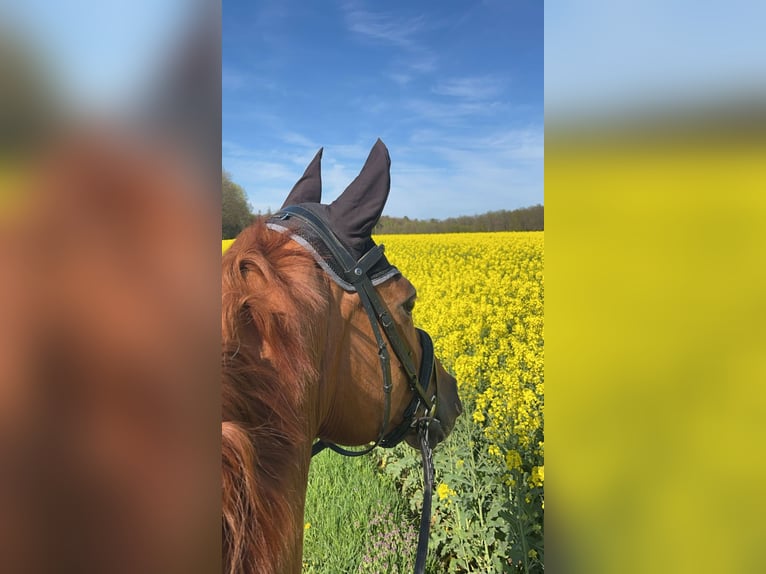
[547,95,766,573]
[1,2,221,573]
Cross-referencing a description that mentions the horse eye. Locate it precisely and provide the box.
[403,299,415,315]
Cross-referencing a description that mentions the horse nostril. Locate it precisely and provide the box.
[455,399,463,416]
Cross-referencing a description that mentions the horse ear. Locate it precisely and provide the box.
[329,139,390,239]
[281,148,323,207]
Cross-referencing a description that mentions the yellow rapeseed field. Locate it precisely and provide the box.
[379,233,544,486]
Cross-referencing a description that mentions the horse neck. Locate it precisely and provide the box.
[254,324,322,574]
[222,308,326,573]
[222,345,318,573]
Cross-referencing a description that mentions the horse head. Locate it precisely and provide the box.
[276,139,463,451]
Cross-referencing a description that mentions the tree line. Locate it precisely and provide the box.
[372,204,543,234]
[223,173,543,238]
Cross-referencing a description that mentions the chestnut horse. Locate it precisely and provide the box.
[221,140,462,574]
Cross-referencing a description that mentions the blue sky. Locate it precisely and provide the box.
[223,0,543,219]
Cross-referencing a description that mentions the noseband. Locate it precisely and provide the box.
[267,205,439,574]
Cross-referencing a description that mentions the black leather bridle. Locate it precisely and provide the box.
[267,205,439,574]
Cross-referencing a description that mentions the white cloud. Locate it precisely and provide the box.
[403,97,507,125]
[278,131,319,150]
[222,68,247,91]
[343,4,425,48]
[380,128,543,218]
[433,75,505,100]
[404,55,438,74]
[342,2,439,79]
[389,72,412,85]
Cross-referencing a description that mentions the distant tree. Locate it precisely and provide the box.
[222,172,254,239]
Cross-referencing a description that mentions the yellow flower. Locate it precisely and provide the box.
[436,483,456,501]
[505,450,522,471]
[304,522,311,531]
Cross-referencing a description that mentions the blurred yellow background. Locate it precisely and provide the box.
[547,124,766,573]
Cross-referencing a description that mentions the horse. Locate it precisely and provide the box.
[221,139,463,574]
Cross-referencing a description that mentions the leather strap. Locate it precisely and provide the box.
[414,421,435,574]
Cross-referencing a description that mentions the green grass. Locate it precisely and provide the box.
[303,451,418,573]
[301,403,542,573]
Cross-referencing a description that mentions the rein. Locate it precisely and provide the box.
[268,205,438,574]
[415,420,435,574]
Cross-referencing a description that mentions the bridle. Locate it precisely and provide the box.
[267,205,439,574]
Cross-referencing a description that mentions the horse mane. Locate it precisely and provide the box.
[221,220,325,574]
